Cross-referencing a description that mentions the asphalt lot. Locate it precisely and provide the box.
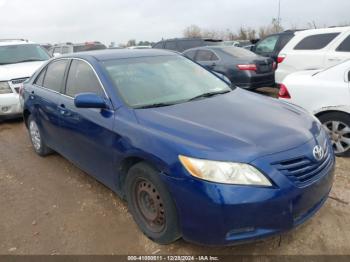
[0,88,349,255]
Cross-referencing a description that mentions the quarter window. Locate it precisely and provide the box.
[336,35,350,52]
[294,33,340,50]
[42,60,69,92]
[66,60,105,97]
[34,67,47,86]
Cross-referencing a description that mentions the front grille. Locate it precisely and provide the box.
[272,144,333,186]
[11,78,28,85]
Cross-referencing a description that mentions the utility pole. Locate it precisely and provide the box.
[277,0,281,28]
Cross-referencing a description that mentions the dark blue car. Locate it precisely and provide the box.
[22,49,335,246]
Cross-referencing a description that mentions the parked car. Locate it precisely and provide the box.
[221,40,252,48]
[183,46,276,89]
[253,30,301,61]
[276,26,350,83]
[23,49,334,246]
[127,45,152,49]
[48,42,107,56]
[278,59,350,156]
[152,38,222,52]
[0,39,50,120]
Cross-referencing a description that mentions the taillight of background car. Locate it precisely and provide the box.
[277,54,286,64]
[236,64,257,71]
[278,84,291,99]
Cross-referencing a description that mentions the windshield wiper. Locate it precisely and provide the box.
[134,102,179,109]
[188,90,231,101]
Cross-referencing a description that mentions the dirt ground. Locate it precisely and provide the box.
[0,89,349,255]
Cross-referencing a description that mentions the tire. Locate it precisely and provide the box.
[27,115,53,157]
[318,112,350,157]
[125,162,181,244]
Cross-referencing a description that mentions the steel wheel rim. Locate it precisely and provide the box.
[323,120,350,154]
[133,178,166,233]
[29,121,41,151]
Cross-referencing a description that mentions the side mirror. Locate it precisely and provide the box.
[74,93,108,109]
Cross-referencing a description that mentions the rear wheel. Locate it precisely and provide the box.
[28,115,53,156]
[318,112,350,157]
[125,162,181,244]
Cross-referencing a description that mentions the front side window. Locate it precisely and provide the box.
[294,33,340,50]
[336,35,350,52]
[66,60,105,97]
[0,44,50,65]
[255,35,279,53]
[42,60,69,92]
[103,55,231,108]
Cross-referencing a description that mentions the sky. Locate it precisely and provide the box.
[0,0,349,45]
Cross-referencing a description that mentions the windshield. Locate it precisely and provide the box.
[103,55,232,108]
[0,44,50,65]
[220,47,258,58]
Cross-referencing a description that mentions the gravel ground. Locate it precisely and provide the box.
[0,89,349,255]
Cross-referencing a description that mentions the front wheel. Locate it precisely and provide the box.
[319,112,350,157]
[125,162,181,244]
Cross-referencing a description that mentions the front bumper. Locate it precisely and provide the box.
[0,93,22,117]
[162,141,335,246]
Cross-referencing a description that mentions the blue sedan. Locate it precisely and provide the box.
[22,49,335,245]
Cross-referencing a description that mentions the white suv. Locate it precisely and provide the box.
[0,39,50,119]
[275,26,350,83]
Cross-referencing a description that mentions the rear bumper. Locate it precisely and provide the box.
[0,93,22,117]
[234,73,275,89]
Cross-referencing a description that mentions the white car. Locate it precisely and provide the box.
[278,60,350,156]
[0,39,50,119]
[276,26,350,84]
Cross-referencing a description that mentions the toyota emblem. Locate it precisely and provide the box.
[313,145,324,161]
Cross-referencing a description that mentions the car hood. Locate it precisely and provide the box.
[0,61,45,81]
[134,88,321,163]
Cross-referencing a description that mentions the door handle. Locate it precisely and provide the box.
[58,104,67,115]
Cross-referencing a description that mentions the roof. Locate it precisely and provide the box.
[61,49,178,61]
[294,26,350,36]
[0,39,34,46]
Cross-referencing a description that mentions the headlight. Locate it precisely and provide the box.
[0,81,12,94]
[179,155,272,186]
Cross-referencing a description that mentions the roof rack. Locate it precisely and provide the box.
[0,39,28,42]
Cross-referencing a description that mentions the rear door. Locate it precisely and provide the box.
[32,59,69,152]
[58,59,116,185]
[325,33,350,67]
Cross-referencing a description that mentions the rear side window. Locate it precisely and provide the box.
[336,35,350,52]
[42,60,69,92]
[196,50,218,61]
[255,35,279,53]
[184,50,197,60]
[164,41,178,51]
[294,33,340,50]
[65,60,105,97]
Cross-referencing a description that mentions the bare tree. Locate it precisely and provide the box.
[183,25,202,38]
